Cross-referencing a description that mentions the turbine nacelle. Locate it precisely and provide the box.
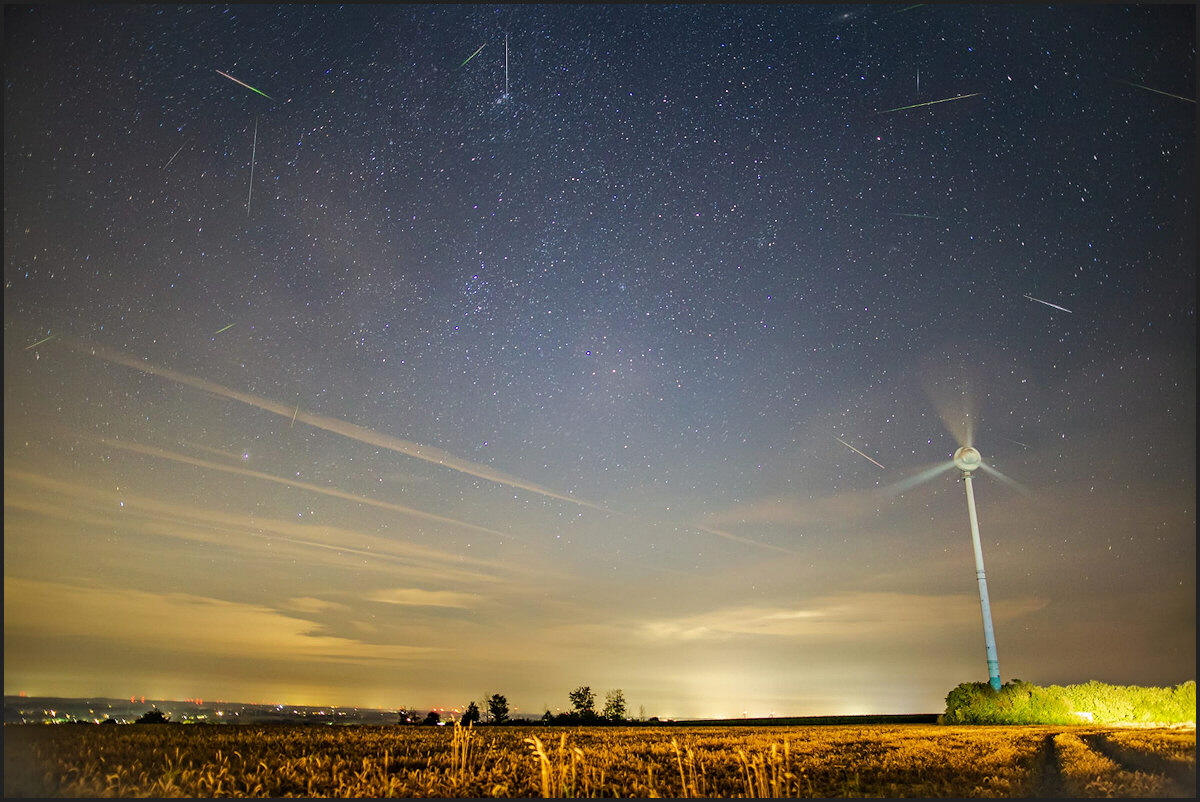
[883,445,1026,497]
[953,445,982,474]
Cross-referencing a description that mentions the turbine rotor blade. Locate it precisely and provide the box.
[880,460,957,497]
[979,462,1030,495]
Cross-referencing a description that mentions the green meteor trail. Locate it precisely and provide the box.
[214,323,236,335]
[460,43,486,68]
[875,92,981,115]
[24,334,56,350]
[216,69,273,100]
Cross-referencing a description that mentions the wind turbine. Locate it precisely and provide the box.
[885,440,1023,692]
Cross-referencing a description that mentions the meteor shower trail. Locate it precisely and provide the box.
[875,92,981,114]
[835,436,886,469]
[162,143,185,169]
[246,117,257,215]
[460,43,486,68]
[1116,79,1195,103]
[216,69,273,100]
[1023,294,1072,313]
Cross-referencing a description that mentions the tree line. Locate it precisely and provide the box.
[398,686,637,726]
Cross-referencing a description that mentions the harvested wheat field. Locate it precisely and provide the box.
[3,721,1195,797]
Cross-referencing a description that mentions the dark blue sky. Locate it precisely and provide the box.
[5,4,1194,717]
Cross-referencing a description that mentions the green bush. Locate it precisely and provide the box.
[941,679,1194,725]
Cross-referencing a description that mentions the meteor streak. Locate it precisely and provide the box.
[216,69,273,100]
[835,436,886,470]
[1116,79,1195,104]
[162,143,185,170]
[214,323,236,335]
[874,92,981,115]
[460,43,486,68]
[247,116,257,215]
[24,334,56,350]
[1023,294,1072,313]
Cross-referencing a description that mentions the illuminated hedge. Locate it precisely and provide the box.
[942,679,1195,725]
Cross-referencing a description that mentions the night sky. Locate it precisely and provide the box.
[4,4,1195,719]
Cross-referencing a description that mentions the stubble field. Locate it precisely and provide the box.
[3,722,1195,797]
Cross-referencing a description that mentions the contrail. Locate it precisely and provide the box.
[834,436,886,470]
[7,467,515,582]
[693,524,798,555]
[875,92,981,115]
[82,434,518,540]
[67,338,613,513]
[67,337,793,553]
[1023,294,1072,313]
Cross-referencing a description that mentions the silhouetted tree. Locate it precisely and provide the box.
[422,710,441,725]
[603,689,627,722]
[461,701,481,725]
[568,686,595,716]
[488,693,510,724]
[135,707,170,724]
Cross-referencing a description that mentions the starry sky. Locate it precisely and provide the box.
[4,4,1195,719]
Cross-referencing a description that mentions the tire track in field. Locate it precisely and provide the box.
[1029,733,1066,798]
[1080,733,1197,798]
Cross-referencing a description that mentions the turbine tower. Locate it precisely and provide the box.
[885,436,1022,691]
[952,445,1001,691]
